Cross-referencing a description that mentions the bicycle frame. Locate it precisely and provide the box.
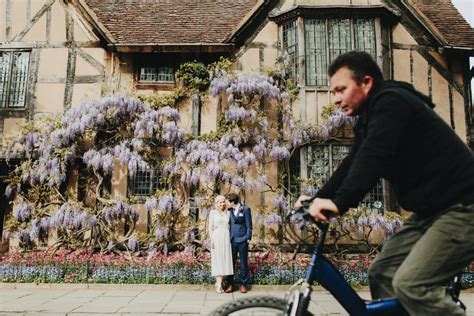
[303,222,404,316]
[306,249,403,315]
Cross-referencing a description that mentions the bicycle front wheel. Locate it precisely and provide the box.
[210,295,287,315]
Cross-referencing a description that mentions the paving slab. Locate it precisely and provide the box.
[0,284,473,315]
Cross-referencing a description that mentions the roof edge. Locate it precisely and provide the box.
[110,43,235,53]
[269,4,401,22]
[72,0,116,44]
[224,0,267,43]
[400,0,446,46]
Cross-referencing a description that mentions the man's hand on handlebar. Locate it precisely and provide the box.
[294,195,340,221]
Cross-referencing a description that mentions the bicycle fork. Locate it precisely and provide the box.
[286,280,312,316]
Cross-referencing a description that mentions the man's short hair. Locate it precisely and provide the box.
[224,192,239,204]
[328,50,384,87]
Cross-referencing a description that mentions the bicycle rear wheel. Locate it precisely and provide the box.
[210,295,287,315]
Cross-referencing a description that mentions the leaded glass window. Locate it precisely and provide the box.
[328,19,351,63]
[354,19,376,56]
[0,51,29,108]
[304,18,376,86]
[157,66,174,82]
[139,67,156,81]
[138,66,174,83]
[128,169,169,196]
[307,145,330,181]
[305,19,327,87]
[307,144,384,211]
[283,20,299,80]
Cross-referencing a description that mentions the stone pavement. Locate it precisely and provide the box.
[0,283,473,315]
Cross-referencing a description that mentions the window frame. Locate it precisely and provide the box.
[135,54,176,90]
[306,143,385,212]
[282,19,299,81]
[303,17,377,87]
[138,65,175,83]
[0,50,30,110]
[127,168,170,199]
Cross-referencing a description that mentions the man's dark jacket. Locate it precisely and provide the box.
[317,80,474,217]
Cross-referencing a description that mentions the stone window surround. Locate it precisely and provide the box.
[271,5,399,90]
[0,50,31,109]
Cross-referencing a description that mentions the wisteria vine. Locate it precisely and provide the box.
[1,56,374,255]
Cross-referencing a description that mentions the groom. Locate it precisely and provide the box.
[224,192,252,293]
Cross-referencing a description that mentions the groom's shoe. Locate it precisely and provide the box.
[239,285,248,293]
[225,285,234,293]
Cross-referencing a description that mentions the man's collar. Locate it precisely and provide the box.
[355,83,382,117]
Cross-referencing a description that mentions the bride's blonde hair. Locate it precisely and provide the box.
[214,195,226,209]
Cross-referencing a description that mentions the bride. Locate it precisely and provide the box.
[208,195,234,293]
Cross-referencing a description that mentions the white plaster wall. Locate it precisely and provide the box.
[431,69,450,124]
[412,51,429,95]
[38,48,68,78]
[392,24,418,45]
[240,48,260,73]
[35,83,65,113]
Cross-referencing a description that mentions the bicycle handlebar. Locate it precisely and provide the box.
[287,197,330,232]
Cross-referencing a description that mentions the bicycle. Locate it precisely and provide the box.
[210,200,466,315]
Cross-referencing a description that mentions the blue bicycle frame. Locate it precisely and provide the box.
[304,222,404,316]
[306,250,403,315]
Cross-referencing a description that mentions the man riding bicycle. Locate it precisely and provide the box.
[296,51,474,315]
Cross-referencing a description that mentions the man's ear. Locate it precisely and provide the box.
[362,75,374,93]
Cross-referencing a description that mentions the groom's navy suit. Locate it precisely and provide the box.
[228,204,252,286]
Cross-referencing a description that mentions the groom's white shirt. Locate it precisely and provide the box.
[233,203,241,217]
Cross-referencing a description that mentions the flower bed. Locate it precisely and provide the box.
[1,249,473,288]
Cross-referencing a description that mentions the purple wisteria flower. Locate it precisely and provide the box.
[154,226,166,241]
[13,203,34,222]
[320,125,330,140]
[157,194,175,213]
[209,72,232,96]
[83,149,115,174]
[128,237,139,252]
[273,195,289,213]
[21,133,39,153]
[319,110,356,140]
[225,106,257,122]
[210,71,282,101]
[206,163,220,181]
[134,106,184,146]
[253,138,267,158]
[265,213,282,225]
[51,203,97,230]
[269,145,290,160]
[231,176,245,188]
[112,143,150,176]
[102,200,139,224]
[184,230,195,244]
[144,198,158,211]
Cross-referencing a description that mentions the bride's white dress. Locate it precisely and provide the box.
[209,209,234,276]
